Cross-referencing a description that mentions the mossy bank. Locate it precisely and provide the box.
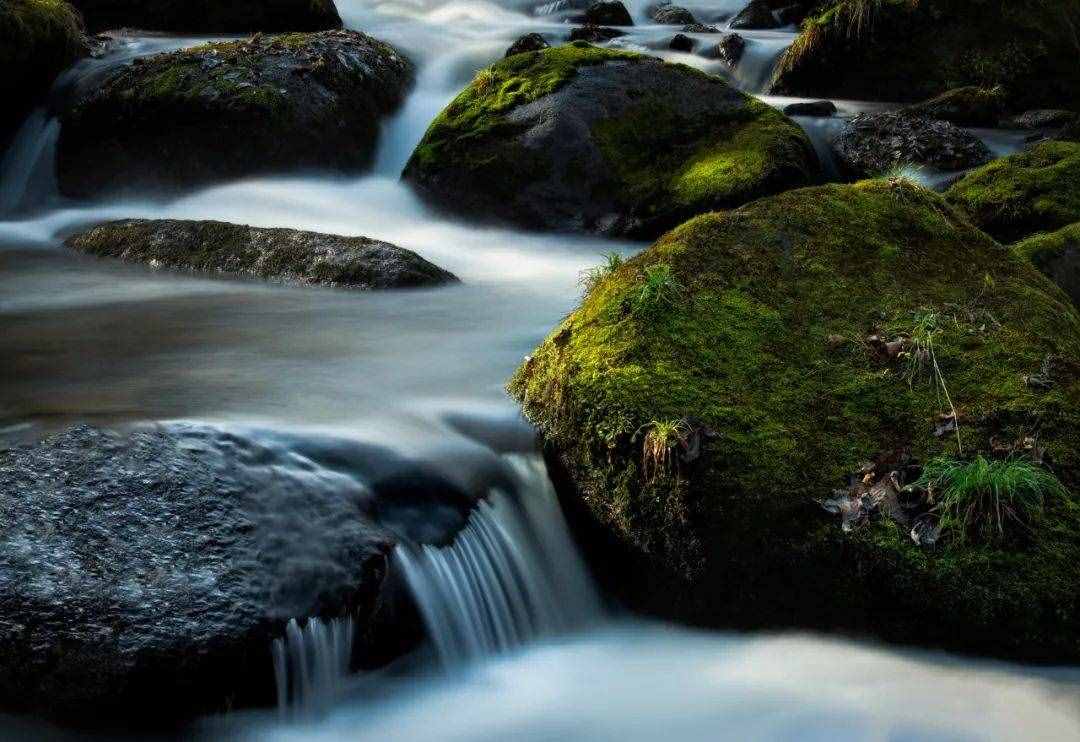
[1016,222,1080,309]
[510,180,1080,661]
[403,42,818,238]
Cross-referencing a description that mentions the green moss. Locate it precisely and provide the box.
[511,179,1080,658]
[946,141,1080,242]
[1015,222,1080,308]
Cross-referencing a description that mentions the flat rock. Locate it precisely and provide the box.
[832,111,991,176]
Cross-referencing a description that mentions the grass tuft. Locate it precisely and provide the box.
[639,419,691,481]
[631,262,682,316]
[903,308,962,452]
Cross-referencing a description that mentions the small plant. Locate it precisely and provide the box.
[639,419,691,481]
[903,309,962,452]
[916,455,1067,544]
[877,162,928,189]
[631,262,682,316]
[472,66,497,94]
[579,251,623,294]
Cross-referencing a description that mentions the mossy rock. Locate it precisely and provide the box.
[1016,222,1080,309]
[771,0,1080,110]
[0,0,88,136]
[510,180,1080,661]
[945,140,1080,242]
[64,219,458,289]
[57,30,413,197]
[900,86,1008,127]
[402,42,819,238]
[68,0,341,33]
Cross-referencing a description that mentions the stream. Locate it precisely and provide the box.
[2,0,1078,739]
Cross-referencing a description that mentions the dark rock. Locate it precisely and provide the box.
[1056,118,1080,143]
[681,22,719,33]
[668,33,694,52]
[57,31,413,197]
[901,86,1008,128]
[584,0,632,26]
[783,100,837,117]
[652,4,695,24]
[402,44,818,238]
[1016,223,1080,309]
[729,0,779,29]
[568,24,626,42]
[68,0,342,33]
[775,3,804,25]
[1004,109,1079,130]
[831,111,992,177]
[715,32,745,66]
[64,219,458,289]
[506,32,550,57]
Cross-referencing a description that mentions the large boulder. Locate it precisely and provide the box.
[771,0,1080,111]
[831,112,991,177]
[510,180,1080,662]
[57,31,413,197]
[1015,223,1080,309]
[64,219,458,289]
[945,141,1080,242]
[584,0,632,25]
[652,4,696,24]
[1,0,89,136]
[68,0,342,33]
[402,43,818,238]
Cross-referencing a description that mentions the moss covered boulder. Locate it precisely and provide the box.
[65,219,458,289]
[68,0,341,33]
[770,0,1080,110]
[1016,223,1080,309]
[510,179,1080,661]
[1,0,89,135]
[945,141,1080,242]
[57,30,413,197]
[402,43,818,238]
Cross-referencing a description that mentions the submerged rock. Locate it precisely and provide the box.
[68,0,342,33]
[1,0,89,135]
[668,33,693,52]
[729,0,778,29]
[64,219,458,289]
[568,24,625,42]
[945,140,1080,242]
[57,31,413,197]
[402,43,818,238]
[510,180,1080,662]
[506,32,550,57]
[652,4,695,24]
[1016,223,1080,309]
[901,86,1007,128]
[714,32,745,66]
[681,22,719,33]
[783,100,836,117]
[584,0,631,26]
[831,112,991,177]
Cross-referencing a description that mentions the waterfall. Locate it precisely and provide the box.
[271,616,355,717]
[395,454,601,666]
[0,108,60,216]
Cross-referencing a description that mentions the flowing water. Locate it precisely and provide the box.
[1,0,1076,739]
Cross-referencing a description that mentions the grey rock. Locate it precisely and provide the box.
[831,111,992,176]
[729,0,779,29]
[569,24,626,41]
[653,5,696,24]
[584,0,632,25]
[715,32,745,66]
[1004,109,1079,130]
[506,32,550,57]
[669,33,694,52]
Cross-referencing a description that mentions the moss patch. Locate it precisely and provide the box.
[1015,222,1080,308]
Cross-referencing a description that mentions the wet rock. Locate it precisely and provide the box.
[506,32,550,57]
[681,22,719,33]
[669,33,694,52]
[64,219,458,289]
[584,0,632,26]
[569,24,626,42]
[831,111,991,177]
[1004,109,1078,130]
[1015,223,1080,308]
[714,32,745,66]
[403,43,818,238]
[783,100,837,117]
[68,0,342,33]
[729,0,779,29]
[901,86,1008,128]
[652,4,695,24]
[57,31,413,197]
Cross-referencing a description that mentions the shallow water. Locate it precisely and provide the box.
[0,0,1074,738]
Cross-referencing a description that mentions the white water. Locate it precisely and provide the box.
[273,617,356,716]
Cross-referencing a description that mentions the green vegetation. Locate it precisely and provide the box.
[580,251,625,294]
[917,455,1067,544]
[639,419,692,481]
[902,309,961,450]
[1014,222,1080,308]
[945,141,1080,242]
[631,262,682,316]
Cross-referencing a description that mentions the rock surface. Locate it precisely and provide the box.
[584,0,631,25]
[729,0,778,29]
[831,112,991,177]
[68,0,342,33]
[57,30,413,197]
[668,33,693,52]
[714,32,745,66]
[652,4,695,24]
[64,219,458,289]
[402,43,818,238]
[510,180,1080,662]
[569,24,625,42]
[900,86,1007,128]
[1004,109,1079,130]
[783,100,836,117]
[1016,223,1080,309]
[506,32,550,57]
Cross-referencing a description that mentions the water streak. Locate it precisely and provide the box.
[272,616,355,716]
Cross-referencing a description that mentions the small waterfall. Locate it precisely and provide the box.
[271,616,354,716]
[0,108,60,216]
[395,454,601,666]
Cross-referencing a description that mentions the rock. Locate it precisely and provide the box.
[510,180,1080,663]
[506,32,550,57]
[68,0,342,33]
[1,0,89,135]
[783,100,836,117]
[652,4,695,24]
[729,0,778,29]
[569,24,626,42]
[1057,118,1080,143]
[402,43,819,238]
[1003,109,1079,130]
[64,219,458,289]
[714,32,745,66]
[584,0,631,26]
[946,141,1080,242]
[771,0,1080,110]
[831,112,991,177]
[668,33,693,52]
[901,86,1008,128]
[681,22,719,33]
[57,31,413,197]
[1016,223,1080,309]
